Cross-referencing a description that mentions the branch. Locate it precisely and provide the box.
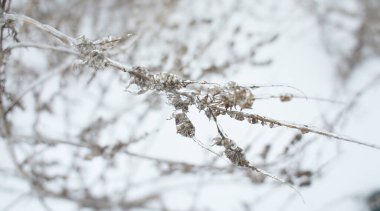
[5,42,80,55]
[3,13,76,45]
[214,107,380,150]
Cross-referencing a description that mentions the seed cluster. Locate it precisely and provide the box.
[174,111,195,138]
[199,82,254,111]
[213,137,249,167]
[127,66,191,94]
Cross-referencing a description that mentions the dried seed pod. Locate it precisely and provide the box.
[280,94,293,102]
[225,146,249,166]
[212,137,234,148]
[174,112,195,138]
[127,67,191,94]
[226,82,255,110]
[126,67,154,94]
[248,116,258,124]
[153,72,187,90]
[234,112,245,121]
[169,94,192,112]
[207,81,255,110]
[85,50,107,69]
[75,36,108,69]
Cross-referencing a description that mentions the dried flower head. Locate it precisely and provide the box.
[126,66,191,94]
[76,36,108,69]
[207,81,255,110]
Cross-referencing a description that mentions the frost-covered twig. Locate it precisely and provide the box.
[5,42,80,55]
[3,13,76,45]
[210,107,380,150]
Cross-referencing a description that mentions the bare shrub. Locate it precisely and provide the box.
[1,0,379,210]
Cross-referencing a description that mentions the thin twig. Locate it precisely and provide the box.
[213,107,380,150]
[5,42,80,55]
[4,13,76,45]
[4,57,74,115]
